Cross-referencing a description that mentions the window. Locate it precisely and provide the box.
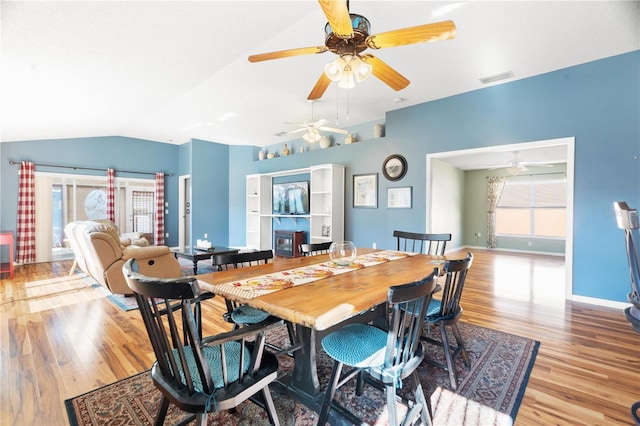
[132,190,155,242]
[35,172,155,262]
[496,176,566,238]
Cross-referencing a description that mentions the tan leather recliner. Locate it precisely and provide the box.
[64,219,181,295]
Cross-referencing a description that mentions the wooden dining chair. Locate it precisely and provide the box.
[298,241,333,256]
[421,252,474,390]
[393,230,451,255]
[212,250,274,326]
[212,250,299,356]
[318,271,438,426]
[122,258,282,426]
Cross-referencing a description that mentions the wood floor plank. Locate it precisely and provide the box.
[1,250,639,425]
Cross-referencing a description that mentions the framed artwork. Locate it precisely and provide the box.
[382,154,407,181]
[353,173,378,208]
[387,186,412,209]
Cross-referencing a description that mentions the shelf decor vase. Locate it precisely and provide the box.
[329,241,357,267]
[374,124,384,138]
[319,136,331,149]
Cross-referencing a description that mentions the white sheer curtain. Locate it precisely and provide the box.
[34,174,54,262]
[486,176,506,248]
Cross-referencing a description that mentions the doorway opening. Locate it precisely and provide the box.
[426,137,575,300]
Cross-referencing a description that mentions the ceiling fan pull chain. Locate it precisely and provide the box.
[335,88,340,126]
[346,89,350,121]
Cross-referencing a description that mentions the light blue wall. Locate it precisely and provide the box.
[229,51,640,303]
[1,52,638,304]
[0,136,181,244]
[189,139,229,244]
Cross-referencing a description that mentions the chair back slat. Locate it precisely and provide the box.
[122,258,282,424]
[437,253,473,318]
[124,260,217,396]
[299,242,333,256]
[212,250,273,271]
[393,230,451,255]
[384,271,438,372]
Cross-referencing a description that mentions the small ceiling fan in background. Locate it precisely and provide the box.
[278,118,348,142]
[276,100,348,142]
[248,0,456,100]
[489,151,554,175]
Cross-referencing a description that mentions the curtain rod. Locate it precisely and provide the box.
[8,160,172,177]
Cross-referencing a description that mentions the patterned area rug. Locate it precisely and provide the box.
[65,322,538,425]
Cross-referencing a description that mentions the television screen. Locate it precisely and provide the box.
[273,181,309,214]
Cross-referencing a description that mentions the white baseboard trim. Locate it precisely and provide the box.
[458,245,565,257]
[569,295,631,310]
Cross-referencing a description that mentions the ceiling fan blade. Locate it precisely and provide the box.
[366,20,456,49]
[308,73,332,100]
[361,55,410,91]
[318,126,348,134]
[283,127,308,135]
[521,161,554,167]
[312,118,330,127]
[317,0,353,39]
[248,46,328,62]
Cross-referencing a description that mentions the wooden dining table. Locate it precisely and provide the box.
[196,248,444,405]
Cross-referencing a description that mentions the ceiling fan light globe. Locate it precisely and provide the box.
[324,57,346,82]
[338,70,355,88]
[324,62,342,81]
[351,57,372,82]
[506,167,520,176]
[303,130,321,143]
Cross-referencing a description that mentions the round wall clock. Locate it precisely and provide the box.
[382,154,407,181]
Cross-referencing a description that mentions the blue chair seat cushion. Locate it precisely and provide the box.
[425,299,441,318]
[172,341,250,391]
[231,305,270,324]
[403,298,441,318]
[321,323,387,368]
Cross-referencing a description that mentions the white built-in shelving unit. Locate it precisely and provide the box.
[245,163,345,251]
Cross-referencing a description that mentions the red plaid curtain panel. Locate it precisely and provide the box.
[16,161,36,263]
[106,168,115,222]
[154,173,165,246]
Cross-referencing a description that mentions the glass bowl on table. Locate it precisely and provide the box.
[329,241,357,267]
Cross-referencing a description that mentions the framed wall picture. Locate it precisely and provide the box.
[382,154,407,181]
[387,186,412,209]
[353,173,378,208]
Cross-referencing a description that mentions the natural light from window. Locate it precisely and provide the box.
[496,176,566,238]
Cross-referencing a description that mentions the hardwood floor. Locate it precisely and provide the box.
[1,249,638,425]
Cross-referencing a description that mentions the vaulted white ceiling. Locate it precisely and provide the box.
[2,1,638,153]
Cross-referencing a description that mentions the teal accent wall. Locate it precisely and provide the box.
[1,51,638,304]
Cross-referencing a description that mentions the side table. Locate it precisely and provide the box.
[0,231,15,279]
[173,246,240,274]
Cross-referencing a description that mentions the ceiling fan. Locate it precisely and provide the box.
[248,0,456,100]
[489,151,554,175]
[279,118,348,143]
